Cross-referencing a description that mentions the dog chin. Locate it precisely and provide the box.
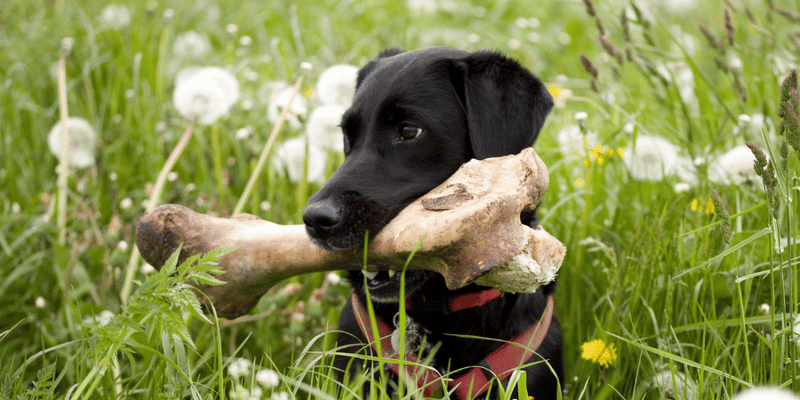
[359,270,434,303]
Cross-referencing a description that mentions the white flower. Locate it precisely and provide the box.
[141,263,156,274]
[574,111,588,122]
[227,358,252,378]
[248,387,263,400]
[83,310,114,327]
[236,126,254,140]
[650,370,698,400]
[556,125,599,161]
[406,0,437,14]
[315,64,358,107]
[268,83,308,130]
[173,31,212,60]
[119,198,133,210]
[673,182,691,193]
[271,392,290,400]
[306,105,346,153]
[117,240,128,251]
[99,5,131,29]
[255,369,280,388]
[35,296,46,309]
[260,201,271,211]
[226,23,238,35]
[707,145,762,187]
[47,117,97,169]
[326,272,341,285]
[11,202,20,214]
[271,137,327,183]
[507,38,521,50]
[173,67,240,125]
[758,303,770,314]
[239,35,252,47]
[622,135,679,182]
[732,387,800,400]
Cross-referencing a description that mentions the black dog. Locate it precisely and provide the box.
[303,47,563,399]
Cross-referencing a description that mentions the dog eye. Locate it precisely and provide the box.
[399,125,423,141]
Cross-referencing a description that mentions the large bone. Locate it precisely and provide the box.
[136,148,565,318]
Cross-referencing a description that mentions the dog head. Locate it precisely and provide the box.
[303,47,553,302]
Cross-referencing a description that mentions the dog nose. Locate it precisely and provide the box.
[303,200,341,239]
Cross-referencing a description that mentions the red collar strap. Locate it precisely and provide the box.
[404,288,503,313]
[350,293,555,399]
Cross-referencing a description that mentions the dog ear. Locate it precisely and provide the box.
[449,51,553,159]
[356,48,405,89]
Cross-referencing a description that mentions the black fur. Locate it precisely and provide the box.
[303,47,562,399]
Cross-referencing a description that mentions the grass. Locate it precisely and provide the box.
[1,0,799,398]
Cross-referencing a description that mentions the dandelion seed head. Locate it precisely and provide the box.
[47,117,97,169]
[759,303,770,314]
[527,32,541,43]
[271,137,328,183]
[239,35,252,47]
[306,105,346,153]
[622,135,679,182]
[99,5,131,29]
[236,126,254,140]
[268,83,308,130]
[120,198,133,210]
[225,23,238,35]
[674,182,691,193]
[271,392,290,400]
[508,38,521,50]
[732,387,800,400]
[163,8,175,22]
[468,33,481,44]
[117,240,128,251]
[227,358,252,378]
[708,145,762,187]
[255,369,280,388]
[174,67,240,125]
[173,31,211,60]
[315,64,358,107]
[260,201,271,212]
[580,339,617,367]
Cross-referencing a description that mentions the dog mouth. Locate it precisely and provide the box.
[357,269,435,303]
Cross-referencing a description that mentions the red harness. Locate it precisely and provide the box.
[350,290,555,399]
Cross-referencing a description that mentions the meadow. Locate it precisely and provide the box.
[1,0,799,398]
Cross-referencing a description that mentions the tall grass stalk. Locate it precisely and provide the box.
[56,38,71,245]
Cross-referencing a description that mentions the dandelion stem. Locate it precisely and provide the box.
[233,64,311,216]
[120,119,196,303]
[211,123,225,207]
[56,38,72,245]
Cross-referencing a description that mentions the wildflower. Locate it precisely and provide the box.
[732,387,800,400]
[173,31,212,60]
[508,38,521,50]
[119,197,133,210]
[83,310,114,327]
[759,303,770,314]
[35,297,46,309]
[260,201,271,212]
[548,85,572,108]
[326,272,341,285]
[306,105,346,153]
[467,33,480,44]
[272,392,290,400]
[256,368,280,388]
[226,23,238,35]
[117,240,128,251]
[690,198,714,214]
[141,263,155,275]
[227,358,252,378]
[239,35,252,47]
[163,8,175,22]
[267,82,308,130]
[236,126,254,140]
[315,64,359,107]
[173,66,240,125]
[557,125,599,161]
[99,5,131,29]
[650,370,698,400]
[622,135,679,182]
[271,137,327,183]
[11,202,20,213]
[580,339,617,367]
[574,111,588,122]
[47,117,97,169]
[407,0,437,14]
[707,145,762,187]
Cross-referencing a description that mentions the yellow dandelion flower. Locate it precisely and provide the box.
[581,339,617,367]
[690,198,700,212]
[705,198,715,214]
[617,148,624,158]
[547,85,561,101]
[584,157,592,166]
[304,88,316,99]
[575,178,585,188]
[605,148,615,157]
[597,155,604,164]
